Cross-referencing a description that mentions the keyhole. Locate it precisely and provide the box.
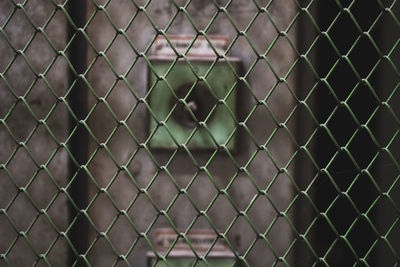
[186,100,198,123]
[170,82,216,128]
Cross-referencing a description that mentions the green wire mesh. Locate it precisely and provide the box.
[1,0,400,266]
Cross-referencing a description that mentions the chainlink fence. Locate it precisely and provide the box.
[1,0,400,266]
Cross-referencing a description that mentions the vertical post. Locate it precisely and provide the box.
[294,1,318,265]
[67,0,88,266]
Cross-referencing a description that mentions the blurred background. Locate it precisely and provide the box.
[1,0,400,266]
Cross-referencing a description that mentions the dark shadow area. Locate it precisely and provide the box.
[67,1,89,266]
[312,0,382,265]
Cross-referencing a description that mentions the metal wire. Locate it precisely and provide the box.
[1,0,400,266]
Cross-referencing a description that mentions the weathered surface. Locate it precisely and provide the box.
[86,0,297,266]
[0,1,69,266]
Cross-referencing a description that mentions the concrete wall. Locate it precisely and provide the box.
[0,1,69,266]
[86,0,297,266]
[0,0,298,266]
[7,0,400,265]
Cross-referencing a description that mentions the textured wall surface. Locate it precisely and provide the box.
[3,1,400,266]
[0,0,69,266]
[0,0,298,266]
[86,0,297,266]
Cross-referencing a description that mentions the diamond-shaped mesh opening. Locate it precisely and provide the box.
[2,0,400,266]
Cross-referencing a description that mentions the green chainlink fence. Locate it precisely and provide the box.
[1,0,400,266]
